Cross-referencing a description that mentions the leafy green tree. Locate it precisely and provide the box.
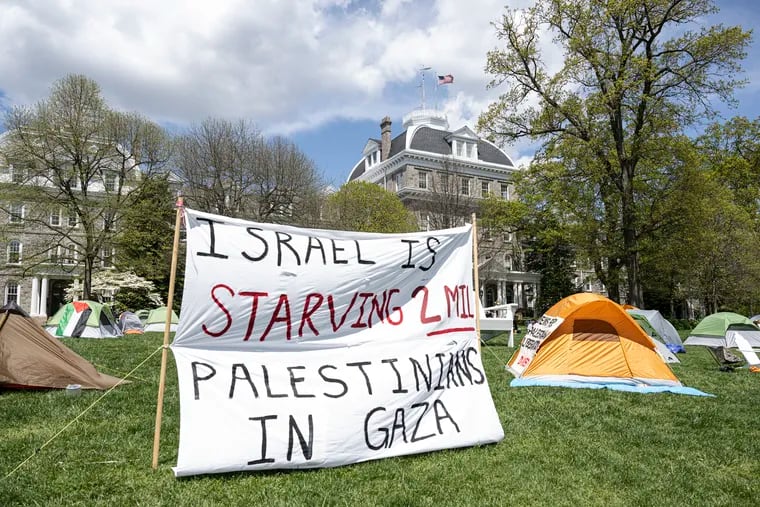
[480,177,577,313]
[638,124,760,317]
[1,74,171,299]
[114,175,179,300]
[324,181,418,233]
[478,0,751,306]
[477,193,528,271]
[698,117,760,223]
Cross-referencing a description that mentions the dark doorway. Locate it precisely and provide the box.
[47,279,71,317]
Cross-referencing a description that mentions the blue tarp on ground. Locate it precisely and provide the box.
[510,378,713,397]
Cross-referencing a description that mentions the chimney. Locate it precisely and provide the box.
[380,116,392,161]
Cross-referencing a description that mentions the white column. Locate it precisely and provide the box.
[30,277,40,315]
[496,281,503,305]
[40,278,49,317]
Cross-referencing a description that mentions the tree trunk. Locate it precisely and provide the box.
[83,256,93,300]
[621,164,644,308]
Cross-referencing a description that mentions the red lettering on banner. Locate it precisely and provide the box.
[328,293,359,332]
[239,291,268,341]
[386,289,403,325]
[260,294,293,341]
[202,284,234,337]
[444,284,473,319]
[299,293,324,337]
[351,293,373,329]
[412,286,441,324]
[459,285,474,318]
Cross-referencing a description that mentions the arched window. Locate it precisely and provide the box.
[7,240,21,264]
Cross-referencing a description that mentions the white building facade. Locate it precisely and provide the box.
[347,109,540,313]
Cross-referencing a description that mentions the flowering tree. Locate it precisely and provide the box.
[65,270,163,312]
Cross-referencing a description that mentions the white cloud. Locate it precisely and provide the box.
[7,0,752,177]
[0,0,529,129]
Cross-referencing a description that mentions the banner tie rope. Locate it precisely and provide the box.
[3,344,164,480]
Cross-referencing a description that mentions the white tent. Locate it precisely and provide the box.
[627,309,684,353]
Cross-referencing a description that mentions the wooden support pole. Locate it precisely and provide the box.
[151,196,184,470]
[472,213,481,346]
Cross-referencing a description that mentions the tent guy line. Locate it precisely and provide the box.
[2,344,163,480]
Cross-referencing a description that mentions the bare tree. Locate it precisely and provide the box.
[416,158,477,230]
[0,74,172,299]
[175,121,324,225]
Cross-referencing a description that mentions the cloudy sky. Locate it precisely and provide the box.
[1,0,758,185]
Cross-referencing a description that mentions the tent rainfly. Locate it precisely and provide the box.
[119,311,145,335]
[45,300,123,339]
[507,293,709,396]
[628,312,680,363]
[144,307,179,333]
[627,309,685,353]
[0,302,124,389]
[684,312,760,366]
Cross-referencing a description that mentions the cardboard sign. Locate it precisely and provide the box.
[507,314,564,377]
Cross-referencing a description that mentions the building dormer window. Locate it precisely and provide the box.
[453,139,477,160]
[366,150,381,168]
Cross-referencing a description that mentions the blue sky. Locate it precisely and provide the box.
[1,0,758,187]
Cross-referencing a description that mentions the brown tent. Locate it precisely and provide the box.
[0,302,124,390]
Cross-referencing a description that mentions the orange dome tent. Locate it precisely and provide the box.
[507,293,708,395]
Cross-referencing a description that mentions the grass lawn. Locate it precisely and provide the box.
[1,331,758,506]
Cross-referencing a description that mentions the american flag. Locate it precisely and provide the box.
[438,74,454,85]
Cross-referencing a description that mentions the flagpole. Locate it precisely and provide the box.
[152,196,184,470]
[419,65,431,109]
[472,213,482,347]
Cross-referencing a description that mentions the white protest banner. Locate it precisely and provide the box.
[171,209,504,476]
[506,314,564,377]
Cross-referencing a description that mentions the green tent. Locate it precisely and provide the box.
[44,300,123,339]
[684,312,760,348]
[144,306,179,332]
[135,309,150,322]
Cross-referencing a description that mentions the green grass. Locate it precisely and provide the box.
[1,331,759,506]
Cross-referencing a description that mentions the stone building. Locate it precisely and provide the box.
[0,138,126,319]
[347,109,540,312]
